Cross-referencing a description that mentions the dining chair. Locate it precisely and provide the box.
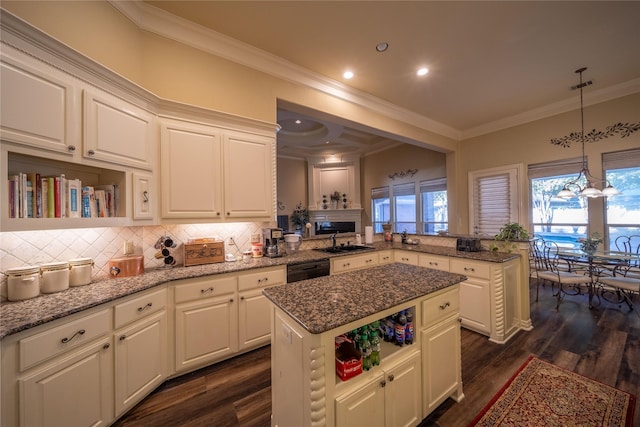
[536,240,592,309]
[598,265,640,315]
[528,238,549,302]
[614,235,640,256]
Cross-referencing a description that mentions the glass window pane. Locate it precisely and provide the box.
[372,197,390,233]
[422,190,448,233]
[606,166,640,248]
[394,194,416,233]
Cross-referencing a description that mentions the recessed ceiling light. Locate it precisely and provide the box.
[295,119,302,124]
[417,67,429,76]
[343,70,354,79]
[375,42,389,52]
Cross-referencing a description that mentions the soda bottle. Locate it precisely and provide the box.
[360,329,372,371]
[395,310,406,346]
[385,315,395,343]
[405,310,414,345]
[353,328,361,352]
[370,330,381,366]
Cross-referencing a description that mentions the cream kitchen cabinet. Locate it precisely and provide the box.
[335,351,422,427]
[113,287,168,417]
[420,286,463,416]
[378,250,393,265]
[418,253,450,272]
[83,89,154,170]
[450,257,522,343]
[160,118,274,221]
[238,266,285,351]
[394,250,419,265]
[174,274,238,373]
[1,307,113,427]
[331,251,379,274]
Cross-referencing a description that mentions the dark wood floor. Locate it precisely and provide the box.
[113,279,640,427]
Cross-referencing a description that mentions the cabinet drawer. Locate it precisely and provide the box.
[174,275,237,303]
[421,287,459,328]
[332,252,379,273]
[450,260,490,279]
[378,250,393,264]
[238,267,285,291]
[395,251,418,265]
[19,309,111,371]
[418,254,450,272]
[114,287,167,330]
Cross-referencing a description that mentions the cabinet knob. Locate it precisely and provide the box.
[216,212,220,216]
[103,343,111,350]
[67,145,76,152]
[388,374,395,382]
[229,298,234,303]
[226,212,230,216]
[119,335,126,341]
[380,380,387,388]
[240,296,245,300]
[87,149,95,156]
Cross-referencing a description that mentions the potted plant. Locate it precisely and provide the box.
[578,232,602,255]
[330,191,341,209]
[490,222,530,252]
[290,201,309,231]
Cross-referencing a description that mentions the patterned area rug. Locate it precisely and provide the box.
[469,356,635,427]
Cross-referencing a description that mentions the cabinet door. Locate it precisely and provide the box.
[458,277,491,334]
[0,51,78,155]
[175,294,238,372]
[395,250,419,265]
[238,287,272,351]
[132,172,154,220]
[160,120,223,219]
[114,311,167,416]
[332,252,379,274]
[83,89,153,170]
[421,316,462,416]
[19,337,113,427]
[385,352,422,427]
[223,131,274,219]
[335,374,385,427]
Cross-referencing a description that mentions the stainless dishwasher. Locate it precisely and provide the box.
[286,258,330,283]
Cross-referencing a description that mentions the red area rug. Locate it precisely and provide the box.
[469,355,635,427]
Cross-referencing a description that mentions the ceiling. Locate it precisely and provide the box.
[144,1,640,157]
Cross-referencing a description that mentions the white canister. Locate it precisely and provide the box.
[40,261,70,294]
[68,258,94,287]
[5,266,40,301]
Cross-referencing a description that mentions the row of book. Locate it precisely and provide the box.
[7,172,118,219]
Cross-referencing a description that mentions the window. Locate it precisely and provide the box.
[469,165,521,236]
[604,149,640,249]
[393,182,416,233]
[529,159,587,248]
[371,186,390,233]
[420,178,448,233]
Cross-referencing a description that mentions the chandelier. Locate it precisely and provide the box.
[555,67,621,199]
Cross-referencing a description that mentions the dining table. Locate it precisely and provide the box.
[557,248,640,308]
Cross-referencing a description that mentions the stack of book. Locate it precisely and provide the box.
[7,172,118,219]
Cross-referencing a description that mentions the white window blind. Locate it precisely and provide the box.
[528,157,583,179]
[469,165,520,236]
[393,182,416,196]
[602,148,640,170]
[371,186,390,199]
[419,177,447,192]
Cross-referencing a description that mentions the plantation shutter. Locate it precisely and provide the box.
[469,165,521,236]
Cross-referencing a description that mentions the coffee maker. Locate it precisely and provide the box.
[262,228,284,257]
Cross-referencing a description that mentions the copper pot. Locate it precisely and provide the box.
[109,255,144,278]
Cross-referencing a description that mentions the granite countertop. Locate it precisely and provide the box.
[263,263,467,334]
[0,242,518,339]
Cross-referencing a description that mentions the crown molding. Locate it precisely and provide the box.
[110,1,461,141]
[461,78,640,140]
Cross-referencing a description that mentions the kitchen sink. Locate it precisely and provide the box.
[314,245,373,254]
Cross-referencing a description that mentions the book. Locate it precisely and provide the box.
[25,179,33,218]
[41,177,49,218]
[47,177,55,218]
[59,174,66,219]
[27,173,37,218]
[54,176,61,218]
[82,186,96,218]
[95,184,117,217]
[94,189,106,217]
[67,178,82,218]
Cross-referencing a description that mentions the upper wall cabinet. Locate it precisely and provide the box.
[0,51,79,155]
[160,118,275,221]
[83,89,154,171]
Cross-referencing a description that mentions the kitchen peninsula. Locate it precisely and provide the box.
[263,263,467,427]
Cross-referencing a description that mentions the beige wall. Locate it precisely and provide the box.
[276,157,307,229]
[455,93,640,235]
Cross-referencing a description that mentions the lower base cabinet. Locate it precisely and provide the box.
[335,351,422,427]
[19,337,113,427]
[114,310,167,416]
[421,315,463,415]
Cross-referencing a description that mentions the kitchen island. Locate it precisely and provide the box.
[263,263,467,427]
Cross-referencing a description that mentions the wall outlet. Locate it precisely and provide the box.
[251,233,261,243]
[123,240,134,255]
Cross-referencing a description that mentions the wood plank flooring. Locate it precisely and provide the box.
[113,279,640,426]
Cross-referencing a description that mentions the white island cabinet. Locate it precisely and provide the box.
[265,263,465,427]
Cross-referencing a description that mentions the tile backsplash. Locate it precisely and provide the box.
[0,222,271,299]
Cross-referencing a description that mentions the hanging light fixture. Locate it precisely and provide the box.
[556,67,620,199]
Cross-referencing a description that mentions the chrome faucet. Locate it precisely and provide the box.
[331,233,338,248]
